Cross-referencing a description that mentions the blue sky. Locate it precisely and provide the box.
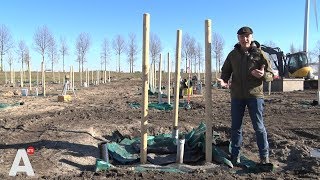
[0,0,319,72]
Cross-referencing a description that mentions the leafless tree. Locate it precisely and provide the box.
[195,42,203,73]
[126,33,139,73]
[0,24,14,71]
[182,33,196,73]
[48,35,58,80]
[60,37,69,73]
[17,40,27,72]
[150,33,162,65]
[33,25,53,64]
[75,32,90,72]
[101,38,110,72]
[112,34,126,72]
[24,48,31,74]
[212,32,225,73]
[6,51,14,83]
[75,32,90,86]
[263,41,277,48]
[289,43,298,54]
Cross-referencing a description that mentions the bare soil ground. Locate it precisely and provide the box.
[0,75,319,179]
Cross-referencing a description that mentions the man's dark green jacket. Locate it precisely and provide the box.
[220,41,274,99]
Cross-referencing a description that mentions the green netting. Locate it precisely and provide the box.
[128,102,141,109]
[0,102,21,110]
[128,102,186,110]
[212,146,233,168]
[98,122,274,172]
[185,122,206,149]
[148,102,173,110]
[133,166,185,173]
[107,142,140,164]
[95,159,113,172]
[0,103,11,109]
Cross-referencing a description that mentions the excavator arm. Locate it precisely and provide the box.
[261,45,286,77]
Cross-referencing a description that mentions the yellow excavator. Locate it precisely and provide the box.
[261,45,318,88]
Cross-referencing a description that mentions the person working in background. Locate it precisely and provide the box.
[217,26,274,165]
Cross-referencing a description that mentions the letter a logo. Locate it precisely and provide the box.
[9,149,35,176]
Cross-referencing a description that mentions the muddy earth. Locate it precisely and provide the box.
[0,74,319,179]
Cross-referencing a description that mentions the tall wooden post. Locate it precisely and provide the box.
[80,68,83,86]
[205,19,213,162]
[153,62,156,91]
[13,69,15,87]
[72,66,74,90]
[29,62,32,90]
[141,13,150,164]
[91,70,94,85]
[85,68,88,87]
[4,68,7,84]
[158,54,162,103]
[173,30,182,134]
[58,71,60,84]
[96,70,99,85]
[69,66,72,87]
[150,63,154,91]
[20,70,23,87]
[36,70,39,87]
[108,70,111,83]
[167,52,171,104]
[10,66,13,85]
[42,62,46,96]
[104,70,107,83]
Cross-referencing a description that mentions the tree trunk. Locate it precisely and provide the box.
[118,54,121,72]
[52,59,55,82]
[105,58,107,72]
[62,54,65,73]
[0,53,3,72]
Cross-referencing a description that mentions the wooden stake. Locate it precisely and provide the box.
[104,70,107,83]
[13,69,15,87]
[58,71,60,84]
[173,30,182,130]
[141,13,150,164]
[29,62,32,90]
[87,69,90,87]
[42,62,46,96]
[150,63,154,91]
[167,52,171,104]
[108,70,111,83]
[205,19,213,162]
[69,66,72,88]
[72,66,74,90]
[20,70,23,87]
[96,70,99,85]
[158,54,162,103]
[268,81,271,95]
[86,68,88,87]
[4,70,7,84]
[91,70,94,85]
[10,66,12,85]
[80,68,83,86]
[36,70,39,87]
[153,62,156,91]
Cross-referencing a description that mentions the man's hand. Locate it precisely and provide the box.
[217,78,229,88]
[251,64,265,78]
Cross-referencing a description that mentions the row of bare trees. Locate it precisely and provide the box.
[0,23,227,74]
[181,32,224,74]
